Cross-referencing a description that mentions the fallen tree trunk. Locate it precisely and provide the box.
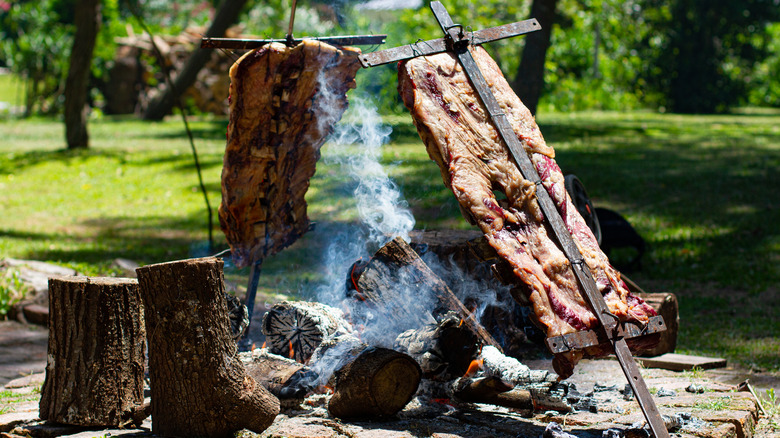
[40,277,146,427]
[328,347,421,419]
[136,257,279,437]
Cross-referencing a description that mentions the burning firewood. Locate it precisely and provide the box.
[449,376,534,414]
[355,236,502,351]
[39,277,147,427]
[394,313,479,381]
[328,347,422,419]
[240,349,318,406]
[136,257,279,437]
[261,300,353,363]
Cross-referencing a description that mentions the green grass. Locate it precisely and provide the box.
[0,73,24,113]
[0,108,778,372]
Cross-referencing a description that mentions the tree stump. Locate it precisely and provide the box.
[39,277,146,427]
[328,347,421,419]
[136,257,279,437]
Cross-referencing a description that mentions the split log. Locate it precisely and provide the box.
[136,257,279,437]
[261,301,353,363]
[450,376,534,413]
[356,236,502,351]
[635,292,679,357]
[39,277,146,427]
[394,313,479,381]
[239,348,318,401]
[328,347,421,419]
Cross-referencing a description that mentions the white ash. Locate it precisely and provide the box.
[238,347,297,366]
[480,345,556,386]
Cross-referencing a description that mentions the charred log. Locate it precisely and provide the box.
[39,277,146,427]
[261,301,353,363]
[394,313,479,381]
[356,237,502,351]
[450,376,534,413]
[328,347,421,419]
[136,257,279,437]
[240,349,318,405]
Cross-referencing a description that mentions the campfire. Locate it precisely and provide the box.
[33,2,689,438]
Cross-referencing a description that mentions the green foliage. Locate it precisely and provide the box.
[0,0,73,115]
[0,268,31,318]
[634,0,780,113]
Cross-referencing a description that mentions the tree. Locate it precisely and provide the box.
[142,0,251,121]
[637,0,780,113]
[64,0,101,149]
[511,0,559,115]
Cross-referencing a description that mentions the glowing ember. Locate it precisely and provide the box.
[262,341,267,349]
[464,358,483,378]
[288,340,295,359]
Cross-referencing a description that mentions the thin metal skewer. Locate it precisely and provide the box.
[286,0,298,46]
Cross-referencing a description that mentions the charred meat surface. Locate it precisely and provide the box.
[220,41,361,268]
[397,46,656,377]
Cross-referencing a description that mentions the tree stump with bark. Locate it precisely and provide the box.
[39,277,146,427]
[136,257,279,437]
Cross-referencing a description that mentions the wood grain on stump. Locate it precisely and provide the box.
[39,276,146,427]
[136,257,279,437]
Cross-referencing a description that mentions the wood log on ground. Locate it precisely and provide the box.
[39,277,146,427]
[328,347,421,419]
[394,313,478,381]
[635,292,678,357]
[136,257,279,437]
[356,237,503,351]
[450,376,534,413]
[261,301,353,363]
[239,348,318,402]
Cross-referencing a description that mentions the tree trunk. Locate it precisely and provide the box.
[39,277,146,427]
[142,0,250,120]
[136,257,279,437]
[328,347,421,419]
[64,0,101,149]
[511,0,559,115]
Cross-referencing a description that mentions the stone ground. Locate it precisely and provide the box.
[1,317,778,438]
[1,258,778,437]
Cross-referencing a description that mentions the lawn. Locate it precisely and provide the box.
[1,107,778,372]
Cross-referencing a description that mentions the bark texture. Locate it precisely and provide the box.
[511,0,559,115]
[356,237,502,351]
[136,257,279,437]
[39,277,146,426]
[328,347,421,419]
[64,0,101,149]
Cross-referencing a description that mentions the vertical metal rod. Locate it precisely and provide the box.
[238,260,262,351]
[286,0,298,45]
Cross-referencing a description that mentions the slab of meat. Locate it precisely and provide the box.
[397,47,657,378]
[220,41,361,268]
